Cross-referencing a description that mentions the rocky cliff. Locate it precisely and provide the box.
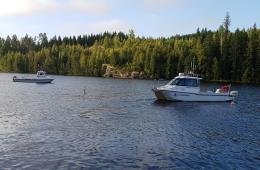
[102,64,149,79]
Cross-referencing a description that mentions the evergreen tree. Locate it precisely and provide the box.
[0,16,258,84]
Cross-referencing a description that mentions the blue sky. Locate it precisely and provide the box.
[0,0,259,38]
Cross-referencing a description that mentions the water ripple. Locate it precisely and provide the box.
[0,73,259,169]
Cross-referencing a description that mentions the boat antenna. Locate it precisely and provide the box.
[37,62,40,71]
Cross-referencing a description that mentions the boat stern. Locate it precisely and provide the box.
[230,91,238,97]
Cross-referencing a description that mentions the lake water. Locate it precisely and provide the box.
[0,73,259,169]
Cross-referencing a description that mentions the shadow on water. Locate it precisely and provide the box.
[35,82,54,85]
[152,99,233,107]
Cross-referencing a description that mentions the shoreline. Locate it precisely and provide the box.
[1,71,260,86]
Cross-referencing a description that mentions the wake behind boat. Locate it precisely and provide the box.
[153,73,238,102]
[13,71,54,83]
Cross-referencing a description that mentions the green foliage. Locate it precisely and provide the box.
[0,18,259,84]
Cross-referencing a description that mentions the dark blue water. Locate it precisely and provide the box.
[0,73,259,169]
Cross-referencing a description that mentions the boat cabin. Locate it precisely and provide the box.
[167,73,202,88]
[36,70,47,77]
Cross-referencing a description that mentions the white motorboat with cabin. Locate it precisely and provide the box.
[13,70,54,83]
[152,73,238,102]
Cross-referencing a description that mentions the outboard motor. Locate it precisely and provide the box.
[230,91,238,97]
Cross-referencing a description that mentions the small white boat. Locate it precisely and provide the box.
[13,71,54,83]
[153,73,238,102]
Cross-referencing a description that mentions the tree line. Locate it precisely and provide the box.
[0,14,259,83]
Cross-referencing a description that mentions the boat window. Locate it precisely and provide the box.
[37,72,45,76]
[170,78,179,85]
[170,78,197,87]
[170,78,185,86]
[185,78,198,87]
[176,79,185,86]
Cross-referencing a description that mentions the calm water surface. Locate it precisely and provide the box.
[0,73,259,169]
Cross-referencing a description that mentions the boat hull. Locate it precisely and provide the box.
[153,88,234,102]
[13,78,54,83]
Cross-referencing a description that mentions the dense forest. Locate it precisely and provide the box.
[0,14,260,83]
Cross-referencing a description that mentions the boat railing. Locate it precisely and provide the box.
[179,72,202,78]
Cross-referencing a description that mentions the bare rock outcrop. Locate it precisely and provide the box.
[102,64,148,79]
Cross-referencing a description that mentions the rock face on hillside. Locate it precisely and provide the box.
[131,71,139,79]
[102,64,148,79]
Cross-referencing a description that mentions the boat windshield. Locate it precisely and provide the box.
[168,78,198,87]
[37,71,46,76]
